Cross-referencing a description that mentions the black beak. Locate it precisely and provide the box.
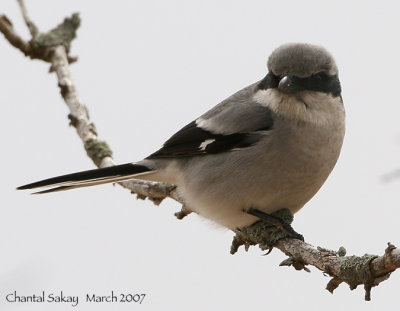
[278,75,297,94]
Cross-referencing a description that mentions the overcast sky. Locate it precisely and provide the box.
[1,0,400,310]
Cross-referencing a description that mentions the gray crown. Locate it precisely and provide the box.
[267,43,338,78]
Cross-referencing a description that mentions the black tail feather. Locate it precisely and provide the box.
[17,163,152,191]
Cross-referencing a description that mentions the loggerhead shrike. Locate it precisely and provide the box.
[18,43,345,230]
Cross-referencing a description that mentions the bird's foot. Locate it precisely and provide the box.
[231,208,304,254]
[246,208,304,242]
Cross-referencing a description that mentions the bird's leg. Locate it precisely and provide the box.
[246,208,304,241]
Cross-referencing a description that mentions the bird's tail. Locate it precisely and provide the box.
[17,163,153,194]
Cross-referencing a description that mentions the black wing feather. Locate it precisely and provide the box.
[147,84,275,159]
[147,121,272,159]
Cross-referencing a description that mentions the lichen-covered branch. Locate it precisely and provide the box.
[231,213,400,301]
[0,0,184,207]
[50,44,184,205]
[1,1,399,301]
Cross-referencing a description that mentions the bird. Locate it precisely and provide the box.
[18,43,345,231]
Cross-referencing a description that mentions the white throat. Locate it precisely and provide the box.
[253,89,345,127]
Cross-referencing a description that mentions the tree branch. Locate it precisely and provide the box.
[2,1,398,301]
[0,15,31,55]
[230,212,400,301]
[1,0,184,207]
[50,45,184,205]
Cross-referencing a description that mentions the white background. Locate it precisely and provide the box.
[1,0,400,310]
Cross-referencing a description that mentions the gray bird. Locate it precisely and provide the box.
[18,43,345,230]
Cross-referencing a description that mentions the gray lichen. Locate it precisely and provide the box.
[33,13,80,52]
[340,254,378,285]
[84,138,113,166]
[337,254,378,300]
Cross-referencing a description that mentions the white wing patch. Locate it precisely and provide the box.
[199,139,216,151]
[195,118,207,128]
[195,118,229,135]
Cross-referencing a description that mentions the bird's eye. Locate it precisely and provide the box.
[313,73,323,80]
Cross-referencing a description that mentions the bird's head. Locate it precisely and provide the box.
[259,43,341,97]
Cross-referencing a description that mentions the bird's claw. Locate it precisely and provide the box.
[246,207,304,242]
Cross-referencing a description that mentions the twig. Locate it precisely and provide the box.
[0,15,31,55]
[17,0,38,38]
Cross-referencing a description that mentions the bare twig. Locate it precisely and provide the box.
[1,4,399,301]
[0,15,31,55]
[17,0,39,38]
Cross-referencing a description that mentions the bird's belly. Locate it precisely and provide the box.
[179,169,323,229]
[177,129,343,229]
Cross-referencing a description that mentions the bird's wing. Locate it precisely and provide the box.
[147,82,274,158]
